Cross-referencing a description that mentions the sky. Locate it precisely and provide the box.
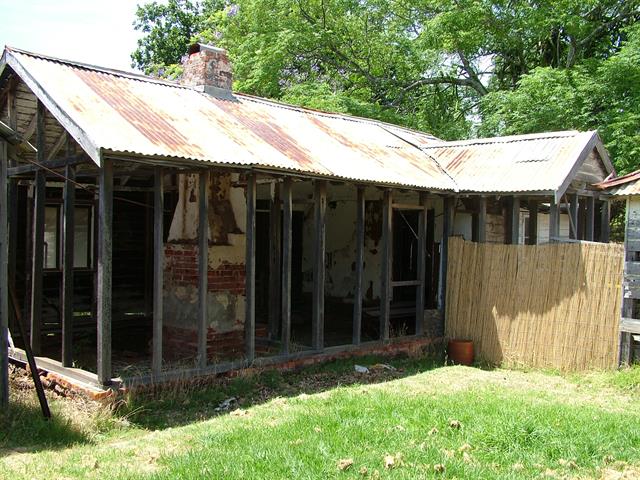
[0,0,147,72]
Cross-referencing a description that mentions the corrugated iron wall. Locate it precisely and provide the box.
[445,237,623,370]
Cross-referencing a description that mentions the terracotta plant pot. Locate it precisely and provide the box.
[447,339,474,366]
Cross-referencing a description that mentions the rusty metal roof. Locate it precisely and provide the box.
[595,170,640,196]
[2,47,458,191]
[0,47,613,195]
[423,131,613,198]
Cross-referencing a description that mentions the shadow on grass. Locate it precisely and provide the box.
[120,351,449,431]
[0,395,91,454]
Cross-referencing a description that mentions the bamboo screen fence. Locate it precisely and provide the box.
[445,237,624,370]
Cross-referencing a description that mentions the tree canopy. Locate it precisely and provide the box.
[132,0,640,172]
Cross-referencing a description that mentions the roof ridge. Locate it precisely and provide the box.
[234,92,440,141]
[423,130,584,149]
[6,46,190,90]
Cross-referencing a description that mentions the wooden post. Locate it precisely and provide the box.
[61,162,76,367]
[600,199,610,243]
[569,193,579,240]
[152,167,164,376]
[244,172,256,363]
[7,82,18,335]
[30,100,46,355]
[585,196,595,241]
[438,196,454,311]
[620,197,634,365]
[380,189,392,342]
[268,183,281,340]
[549,196,560,240]
[197,171,209,368]
[97,159,113,385]
[352,186,365,345]
[0,140,9,409]
[415,192,428,336]
[478,196,487,243]
[505,196,520,244]
[312,180,327,350]
[281,177,293,354]
[511,197,520,244]
[527,199,538,245]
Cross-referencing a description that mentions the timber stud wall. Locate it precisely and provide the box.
[445,237,623,370]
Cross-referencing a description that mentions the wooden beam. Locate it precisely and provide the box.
[61,161,75,367]
[585,196,595,241]
[415,192,427,336]
[391,203,423,211]
[22,113,37,142]
[568,193,579,240]
[527,199,538,245]
[197,171,209,368]
[268,183,281,340]
[504,196,520,244]
[7,79,17,132]
[96,158,113,385]
[438,196,454,311]
[600,199,610,243]
[152,167,164,376]
[621,317,640,335]
[352,186,365,345]
[380,189,392,342]
[281,177,293,354]
[7,154,87,177]
[312,180,327,351]
[0,140,9,409]
[29,101,46,355]
[478,196,487,243]
[7,84,18,339]
[549,196,560,240]
[244,172,256,363]
[47,132,67,161]
[620,197,634,365]
[510,197,520,244]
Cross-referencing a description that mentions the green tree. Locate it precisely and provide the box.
[131,0,205,75]
[131,0,640,165]
[480,24,640,174]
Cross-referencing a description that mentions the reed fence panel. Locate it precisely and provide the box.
[445,237,623,370]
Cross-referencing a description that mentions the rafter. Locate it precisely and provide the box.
[47,131,67,160]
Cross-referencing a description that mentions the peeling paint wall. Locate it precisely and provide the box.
[168,173,245,244]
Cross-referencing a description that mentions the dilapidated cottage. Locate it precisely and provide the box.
[0,44,616,400]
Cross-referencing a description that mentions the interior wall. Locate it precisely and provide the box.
[299,185,443,303]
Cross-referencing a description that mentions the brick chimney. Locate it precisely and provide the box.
[181,43,233,97]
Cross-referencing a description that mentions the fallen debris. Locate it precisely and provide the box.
[214,397,237,412]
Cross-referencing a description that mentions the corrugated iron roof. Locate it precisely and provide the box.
[3,47,457,191]
[595,169,640,196]
[0,46,613,195]
[423,131,609,194]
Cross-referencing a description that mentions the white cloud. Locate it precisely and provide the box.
[0,0,145,71]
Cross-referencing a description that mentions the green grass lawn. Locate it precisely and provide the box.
[1,357,639,479]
